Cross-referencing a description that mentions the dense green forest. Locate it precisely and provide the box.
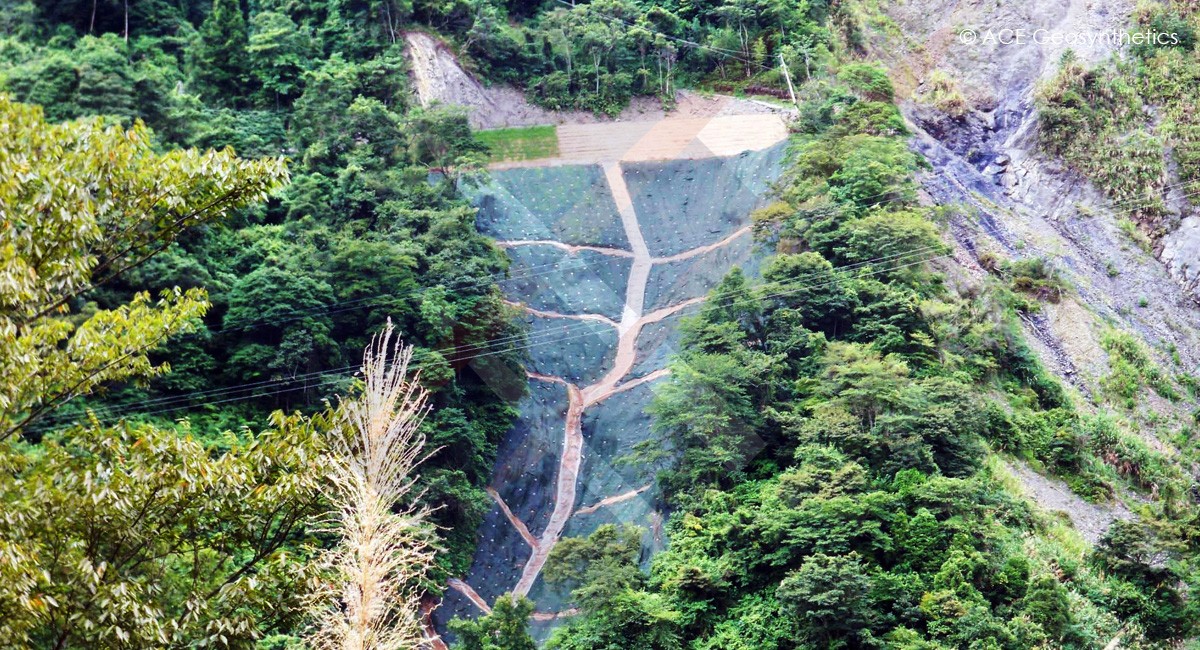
[530,66,1200,648]
[0,0,533,582]
[5,0,1200,647]
[0,0,847,593]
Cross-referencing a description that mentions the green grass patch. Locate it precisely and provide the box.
[1100,329,1180,406]
[476,125,559,162]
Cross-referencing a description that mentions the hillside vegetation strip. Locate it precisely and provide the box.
[477,125,560,162]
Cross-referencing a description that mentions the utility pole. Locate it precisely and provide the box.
[779,53,799,110]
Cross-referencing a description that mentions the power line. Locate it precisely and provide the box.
[27,192,912,430]
[26,245,948,436]
[31,230,792,425]
[30,241,942,430]
[28,151,1198,433]
[202,170,1200,347]
[214,211,782,337]
[31,170,1183,431]
[30,173,936,427]
[126,195,811,344]
[46,250,947,433]
[34,168,1195,434]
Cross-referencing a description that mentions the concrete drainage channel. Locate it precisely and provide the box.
[429,126,789,643]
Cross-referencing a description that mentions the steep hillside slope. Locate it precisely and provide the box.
[411,6,1200,645]
[403,31,816,644]
[434,143,789,642]
[873,0,1200,459]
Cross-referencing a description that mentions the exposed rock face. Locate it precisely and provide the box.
[1161,210,1200,297]
[895,0,1200,265]
[874,0,1200,524]
[404,31,614,129]
[885,0,1131,99]
[879,0,1200,374]
[405,31,498,121]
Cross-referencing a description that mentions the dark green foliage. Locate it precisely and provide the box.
[838,62,894,101]
[760,252,856,336]
[542,525,683,650]
[247,11,315,105]
[1090,520,1196,640]
[1021,575,1072,641]
[453,0,845,114]
[833,100,908,137]
[826,140,920,214]
[988,256,1069,311]
[831,211,947,279]
[649,350,771,489]
[1132,11,1196,58]
[544,58,1200,650]
[545,524,646,609]
[1,34,145,122]
[1093,521,1173,586]
[450,594,538,650]
[193,0,250,105]
[0,0,522,585]
[1037,57,1142,158]
[778,553,874,648]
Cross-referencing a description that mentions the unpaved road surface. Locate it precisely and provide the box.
[497,114,789,167]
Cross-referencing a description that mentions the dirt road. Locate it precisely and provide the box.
[491,115,789,169]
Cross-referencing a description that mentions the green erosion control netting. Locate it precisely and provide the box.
[491,381,569,540]
[626,144,787,257]
[436,143,787,639]
[574,381,660,509]
[644,232,762,312]
[500,245,630,322]
[524,314,618,386]
[436,380,570,631]
[630,313,686,379]
[462,165,629,249]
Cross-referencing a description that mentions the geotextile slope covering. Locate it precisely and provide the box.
[436,145,786,638]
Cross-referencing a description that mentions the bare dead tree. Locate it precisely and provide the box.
[308,321,441,650]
